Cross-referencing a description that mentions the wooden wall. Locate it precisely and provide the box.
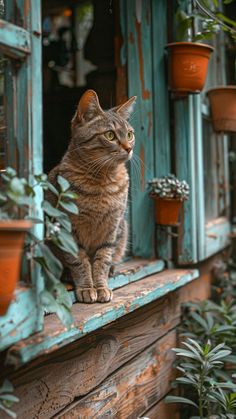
[1,266,212,419]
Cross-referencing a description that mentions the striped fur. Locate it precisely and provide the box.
[47,90,136,303]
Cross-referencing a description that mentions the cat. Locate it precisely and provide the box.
[47,90,136,303]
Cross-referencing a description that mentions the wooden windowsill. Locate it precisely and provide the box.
[6,267,199,367]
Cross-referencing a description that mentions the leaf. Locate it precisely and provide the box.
[165,395,198,408]
[0,395,19,403]
[42,201,65,218]
[57,175,70,192]
[58,215,72,232]
[190,312,209,330]
[59,200,79,215]
[0,404,17,419]
[38,243,63,279]
[57,229,78,257]
[0,380,14,394]
[209,350,232,361]
[61,192,78,200]
[40,290,73,328]
[47,183,59,196]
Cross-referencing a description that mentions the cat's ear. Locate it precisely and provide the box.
[72,90,104,126]
[114,96,137,120]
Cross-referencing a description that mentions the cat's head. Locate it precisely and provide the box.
[70,90,136,166]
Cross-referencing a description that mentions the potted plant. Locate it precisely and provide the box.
[0,167,79,327]
[0,168,32,315]
[148,174,190,226]
[207,86,236,133]
[166,1,236,97]
[166,1,216,96]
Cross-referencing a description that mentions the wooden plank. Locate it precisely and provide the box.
[0,288,40,351]
[2,269,211,418]
[69,259,165,302]
[6,269,199,366]
[57,331,177,419]
[175,96,198,264]
[152,0,172,262]
[144,397,179,419]
[205,217,231,259]
[7,296,180,418]
[126,0,156,258]
[0,19,31,59]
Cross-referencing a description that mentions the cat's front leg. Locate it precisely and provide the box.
[71,248,97,303]
[92,245,114,303]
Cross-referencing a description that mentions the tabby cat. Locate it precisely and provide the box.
[47,90,136,303]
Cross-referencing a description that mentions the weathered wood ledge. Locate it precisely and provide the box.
[6,268,199,367]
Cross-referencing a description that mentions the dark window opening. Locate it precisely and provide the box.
[42,0,117,173]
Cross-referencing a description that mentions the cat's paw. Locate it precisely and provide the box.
[76,287,97,303]
[96,287,113,303]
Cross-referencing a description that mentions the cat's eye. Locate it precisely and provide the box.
[105,131,115,141]
[127,131,134,141]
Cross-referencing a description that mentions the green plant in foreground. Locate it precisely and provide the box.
[0,168,79,327]
[166,338,236,418]
[0,380,19,419]
[176,0,236,43]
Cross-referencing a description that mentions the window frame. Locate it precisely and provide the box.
[0,0,44,351]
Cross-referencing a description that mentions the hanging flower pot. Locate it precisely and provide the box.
[0,220,31,316]
[207,86,236,133]
[153,197,183,226]
[148,175,190,226]
[166,42,214,96]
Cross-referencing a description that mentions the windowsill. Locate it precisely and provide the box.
[6,267,199,367]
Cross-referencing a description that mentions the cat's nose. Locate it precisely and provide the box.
[123,145,132,154]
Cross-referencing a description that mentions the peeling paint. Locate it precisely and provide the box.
[135,19,150,100]
[140,145,145,192]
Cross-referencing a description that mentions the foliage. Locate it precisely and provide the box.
[0,379,19,419]
[0,167,79,327]
[176,0,236,42]
[148,174,190,201]
[166,257,236,418]
[0,167,33,219]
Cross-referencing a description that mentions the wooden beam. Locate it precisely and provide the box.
[0,19,31,59]
[4,269,211,418]
[125,0,156,258]
[57,331,177,418]
[6,269,199,366]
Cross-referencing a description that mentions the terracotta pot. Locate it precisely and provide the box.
[166,42,214,95]
[207,86,236,133]
[0,220,31,316]
[153,197,183,226]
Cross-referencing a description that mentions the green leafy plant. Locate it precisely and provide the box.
[166,256,236,418]
[0,167,79,327]
[166,339,236,418]
[148,174,190,200]
[176,0,236,42]
[0,379,19,419]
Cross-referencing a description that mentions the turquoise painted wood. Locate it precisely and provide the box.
[0,19,30,59]
[69,259,165,303]
[175,96,198,264]
[1,0,44,348]
[151,0,172,262]
[205,217,231,259]
[0,288,40,351]
[6,268,199,366]
[125,0,156,258]
[193,95,205,261]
